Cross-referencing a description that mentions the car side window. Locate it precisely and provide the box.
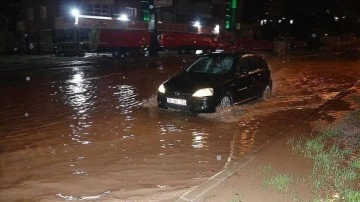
[248,57,257,72]
[259,58,269,69]
[237,58,250,75]
[206,57,235,74]
[186,57,209,72]
[248,57,268,73]
[221,58,234,71]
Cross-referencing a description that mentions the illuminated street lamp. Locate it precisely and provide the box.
[71,8,80,25]
[214,24,220,35]
[71,8,80,43]
[193,21,201,28]
[193,21,201,33]
[71,9,80,18]
[118,14,129,21]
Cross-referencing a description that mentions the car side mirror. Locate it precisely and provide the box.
[181,59,189,70]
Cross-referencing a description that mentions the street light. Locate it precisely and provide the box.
[71,8,80,25]
[71,8,80,43]
[118,14,129,21]
[193,21,201,33]
[193,21,201,28]
[214,24,220,35]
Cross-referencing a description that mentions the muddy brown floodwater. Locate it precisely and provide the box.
[0,53,359,201]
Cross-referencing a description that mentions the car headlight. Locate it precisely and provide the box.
[158,84,165,93]
[192,88,213,97]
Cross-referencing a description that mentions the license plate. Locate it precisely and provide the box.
[167,98,187,106]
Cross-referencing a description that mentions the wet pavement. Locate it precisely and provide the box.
[0,53,359,201]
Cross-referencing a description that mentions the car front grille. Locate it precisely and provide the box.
[167,91,191,98]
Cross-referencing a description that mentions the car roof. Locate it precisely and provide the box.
[203,52,240,58]
[204,52,264,59]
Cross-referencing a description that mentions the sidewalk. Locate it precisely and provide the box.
[183,123,314,202]
[175,87,359,202]
[176,118,315,202]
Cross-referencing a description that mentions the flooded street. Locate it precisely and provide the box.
[0,53,359,201]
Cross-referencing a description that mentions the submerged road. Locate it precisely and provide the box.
[0,53,359,201]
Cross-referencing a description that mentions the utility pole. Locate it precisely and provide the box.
[148,0,158,57]
[34,0,41,53]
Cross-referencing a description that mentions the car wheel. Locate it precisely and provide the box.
[219,94,232,107]
[261,85,271,100]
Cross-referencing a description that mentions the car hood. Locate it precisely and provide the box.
[164,72,230,94]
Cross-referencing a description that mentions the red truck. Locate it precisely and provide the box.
[97,30,219,56]
[54,15,221,56]
[98,29,150,56]
[158,32,219,54]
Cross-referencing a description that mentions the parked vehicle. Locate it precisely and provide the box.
[53,15,226,56]
[157,53,272,113]
[233,38,274,52]
[54,43,85,57]
[98,29,150,57]
[158,32,218,54]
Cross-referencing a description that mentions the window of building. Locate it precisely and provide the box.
[109,6,114,16]
[94,4,101,15]
[59,5,66,16]
[27,8,34,20]
[40,6,47,19]
[85,4,93,15]
[102,5,109,16]
[126,7,137,20]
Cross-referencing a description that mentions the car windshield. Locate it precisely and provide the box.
[185,56,235,74]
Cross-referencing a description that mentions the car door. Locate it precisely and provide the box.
[249,57,270,97]
[231,57,256,103]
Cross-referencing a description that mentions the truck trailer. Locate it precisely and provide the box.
[54,15,221,56]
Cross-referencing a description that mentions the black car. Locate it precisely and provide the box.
[157,52,272,113]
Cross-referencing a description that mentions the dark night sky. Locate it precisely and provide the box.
[1,0,359,33]
[243,0,359,22]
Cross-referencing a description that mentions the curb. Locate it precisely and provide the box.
[176,155,256,202]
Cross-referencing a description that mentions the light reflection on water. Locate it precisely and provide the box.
[192,131,208,149]
[159,124,182,134]
[65,70,95,145]
[62,70,143,145]
[224,121,257,168]
[113,84,141,114]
